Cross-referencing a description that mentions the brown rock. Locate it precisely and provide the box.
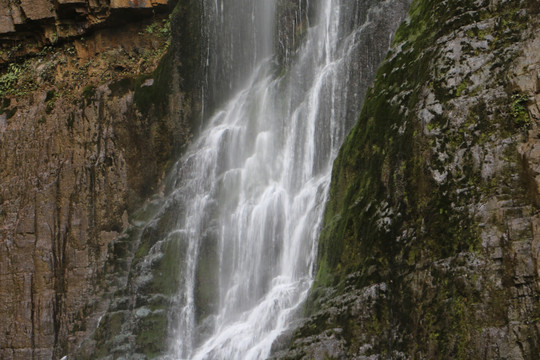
[19,0,54,20]
[0,12,194,357]
[0,0,171,58]
[110,0,153,9]
[0,0,15,33]
[0,15,15,34]
[0,0,10,15]
[9,1,25,25]
[57,0,86,4]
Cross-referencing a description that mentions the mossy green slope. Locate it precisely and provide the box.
[280,0,540,359]
[317,0,536,292]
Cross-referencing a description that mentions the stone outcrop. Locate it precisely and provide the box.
[3,0,540,358]
[0,1,199,358]
[0,0,174,62]
[273,0,540,358]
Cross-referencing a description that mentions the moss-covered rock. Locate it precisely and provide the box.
[134,311,169,358]
[277,0,540,359]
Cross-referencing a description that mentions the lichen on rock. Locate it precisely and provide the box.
[276,0,540,359]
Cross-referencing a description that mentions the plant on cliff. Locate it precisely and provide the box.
[143,18,171,38]
[0,61,38,97]
[0,63,22,96]
[511,93,530,127]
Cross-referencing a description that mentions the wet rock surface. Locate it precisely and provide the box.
[68,1,204,358]
[0,2,196,358]
[274,0,540,359]
[2,0,540,358]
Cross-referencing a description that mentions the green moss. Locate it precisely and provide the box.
[133,49,173,116]
[81,85,96,100]
[303,0,538,357]
[132,226,157,265]
[134,312,168,358]
[455,80,468,97]
[93,311,127,357]
[393,0,433,44]
[511,93,530,127]
[133,203,178,265]
[313,0,534,301]
[148,233,186,296]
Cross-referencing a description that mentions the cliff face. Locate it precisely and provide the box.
[276,0,540,358]
[3,0,540,359]
[0,1,198,358]
[73,2,313,358]
[0,0,171,59]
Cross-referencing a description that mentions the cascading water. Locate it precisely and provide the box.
[136,0,410,359]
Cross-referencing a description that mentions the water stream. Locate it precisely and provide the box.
[145,0,409,358]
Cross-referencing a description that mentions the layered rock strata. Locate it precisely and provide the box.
[0,1,199,358]
[0,0,172,53]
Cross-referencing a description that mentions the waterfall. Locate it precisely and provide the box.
[135,0,410,359]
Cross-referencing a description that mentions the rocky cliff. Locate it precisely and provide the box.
[274,0,540,358]
[0,0,200,358]
[0,0,171,59]
[3,0,540,359]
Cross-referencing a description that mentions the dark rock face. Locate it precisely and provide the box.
[276,0,540,359]
[0,1,199,359]
[68,1,204,358]
[275,0,313,68]
[0,0,173,54]
[3,0,539,359]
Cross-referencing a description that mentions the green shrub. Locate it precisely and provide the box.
[511,93,530,127]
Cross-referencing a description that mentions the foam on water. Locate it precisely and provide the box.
[149,0,407,358]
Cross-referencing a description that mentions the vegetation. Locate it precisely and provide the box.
[300,0,539,357]
[0,62,36,97]
[144,19,171,38]
[511,93,530,127]
[0,13,172,107]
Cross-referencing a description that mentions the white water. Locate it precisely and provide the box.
[153,0,405,358]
